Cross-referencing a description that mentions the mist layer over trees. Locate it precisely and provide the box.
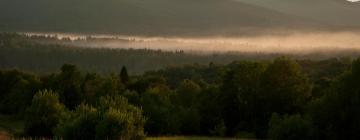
[1,33,359,74]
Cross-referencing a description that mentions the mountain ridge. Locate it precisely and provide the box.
[0,0,356,36]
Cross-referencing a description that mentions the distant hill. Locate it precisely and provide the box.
[235,0,360,28]
[0,0,318,36]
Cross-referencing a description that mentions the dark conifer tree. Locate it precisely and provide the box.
[120,66,129,84]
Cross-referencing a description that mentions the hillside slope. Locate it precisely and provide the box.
[0,0,313,36]
[235,0,360,28]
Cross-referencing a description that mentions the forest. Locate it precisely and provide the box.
[0,33,358,75]
[1,33,360,139]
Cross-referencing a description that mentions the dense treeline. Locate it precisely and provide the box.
[0,33,357,75]
[1,52,360,139]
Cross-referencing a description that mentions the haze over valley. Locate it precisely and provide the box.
[1,0,359,55]
[24,31,360,54]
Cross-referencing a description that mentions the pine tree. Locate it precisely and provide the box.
[120,66,129,83]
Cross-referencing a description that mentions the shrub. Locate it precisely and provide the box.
[268,113,313,140]
[54,104,98,140]
[55,95,146,140]
[96,108,145,140]
[24,89,66,137]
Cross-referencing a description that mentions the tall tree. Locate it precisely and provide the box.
[219,61,265,136]
[258,57,311,137]
[120,66,129,84]
[309,58,360,139]
[24,89,66,137]
[260,57,311,114]
[58,64,84,109]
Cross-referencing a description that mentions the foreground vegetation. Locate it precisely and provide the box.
[146,136,249,140]
[1,33,360,139]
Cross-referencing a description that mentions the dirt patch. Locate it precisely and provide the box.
[0,129,12,140]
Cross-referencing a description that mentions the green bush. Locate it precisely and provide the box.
[24,89,66,137]
[268,113,313,140]
[96,95,146,140]
[96,108,145,140]
[55,95,146,140]
[54,104,98,140]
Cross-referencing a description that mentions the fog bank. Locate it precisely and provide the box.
[24,31,360,54]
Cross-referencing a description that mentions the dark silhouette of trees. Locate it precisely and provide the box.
[1,36,360,140]
[120,66,130,84]
[57,64,84,110]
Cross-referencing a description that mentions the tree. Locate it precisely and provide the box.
[308,58,360,140]
[55,95,146,140]
[0,70,42,115]
[96,108,145,140]
[219,61,265,136]
[198,85,224,136]
[120,66,129,84]
[57,64,84,109]
[258,57,311,137]
[140,85,180,135]
[97,73,124,97]
[260,57,311,114]
[96,95,146,140]
[24,89,66,137]
[54,104,98,140]
[268,113,314,140]
[81,73,104,105]
[174,79,201,108]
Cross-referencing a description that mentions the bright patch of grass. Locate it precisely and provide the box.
[147,136,254,140]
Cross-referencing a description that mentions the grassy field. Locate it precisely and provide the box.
[147,137,255,140]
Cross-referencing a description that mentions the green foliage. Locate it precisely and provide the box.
[210,120,226,137]
[140,85,180,135]
[57,64,84,109]
[198,86,224,136]
[219,61,266,136]
[96,108,145,140]
[307,58,360,140]
[55,95,146,140]
[82,73,104,105]
[0,70,42,115]
[97,74,125,97]
[175,79,201,108]
[268,113,313,140]
[24,89,66,137]
[54,104,98,140]
[1,37,359,140]
[260,57,311,114]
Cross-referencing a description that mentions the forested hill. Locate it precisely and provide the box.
[0,0,314,36]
